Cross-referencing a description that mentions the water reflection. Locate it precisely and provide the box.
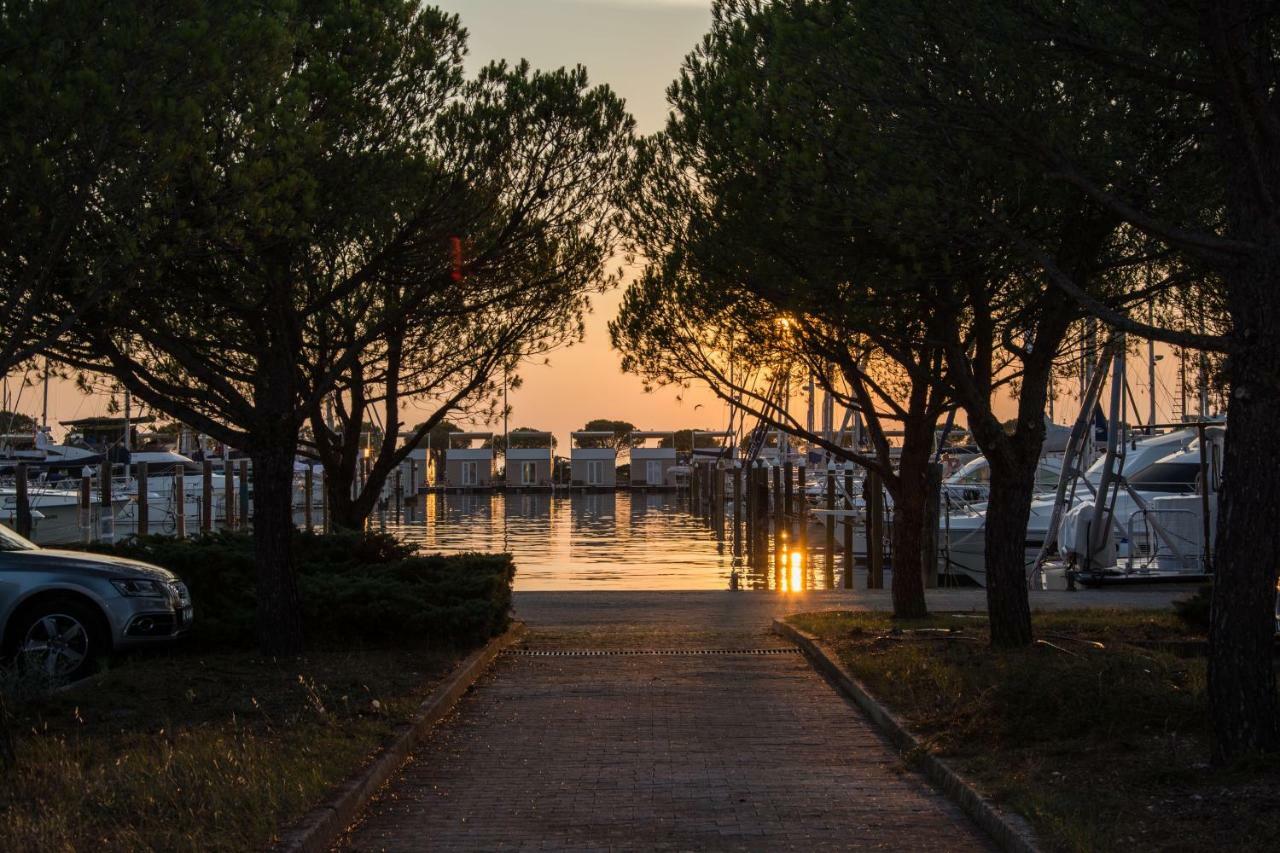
[388,491,746,591]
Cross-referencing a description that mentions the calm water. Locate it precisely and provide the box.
[384,491,753,591]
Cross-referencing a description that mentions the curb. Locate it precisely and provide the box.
[274,622,527,853]
[772,619,1039,853]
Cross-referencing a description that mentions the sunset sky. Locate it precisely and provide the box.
[16,0,1191,442]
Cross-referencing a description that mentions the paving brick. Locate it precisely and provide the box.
[339,643,991,851]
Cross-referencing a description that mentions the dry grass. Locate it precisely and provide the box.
[788,609,1280,853]
[0,645,459,851]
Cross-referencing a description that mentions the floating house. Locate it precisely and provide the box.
[444,432,494,490]
[628,432,678,488]
[569,432,617,489]
[503,431,554,489]
[690,430,738,463]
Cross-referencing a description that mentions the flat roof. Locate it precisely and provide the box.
[629,431,676,438]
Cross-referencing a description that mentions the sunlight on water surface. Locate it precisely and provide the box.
[385,491,738,591]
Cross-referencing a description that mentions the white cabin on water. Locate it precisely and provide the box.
[691,430,738,463]
[568,432,617,488]
[628,431,678,487]
[504,431,554,489]
[444,432,494,489]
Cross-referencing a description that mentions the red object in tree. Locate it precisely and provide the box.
[450,236,463,282]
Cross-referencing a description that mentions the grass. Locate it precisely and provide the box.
[788,609,1280,853]
[0,644,461,852]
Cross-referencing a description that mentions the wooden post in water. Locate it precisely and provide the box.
[14,464,32,538]
[772,463,784,587]
[304,467,314,532]
[923,462,942,589]
[408,458,418,522]
[842,462,855,589]
[732,462,742,557]
[238,459,250,528]
[99,461,113,543]
[224,459,235,529]
[783,458,794,529]
[80,473,92,544]
[757,462,771,573]
[824,464,836,589]
[689,462,699,514]
[136,461,149,537]
[175,469,186,538]
[322,472,330,532]
[394,466,403,523]
[744,462,755,566]
[201,460,213,532]
[793,466,803,584]
[866,469,884,590]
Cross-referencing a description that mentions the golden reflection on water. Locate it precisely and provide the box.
[384,490,834,593]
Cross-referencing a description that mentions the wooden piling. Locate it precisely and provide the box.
[238,459,250,528]
[867,469,884,590]
[732,463,742,557]
[136,461,149,537]
[825,464,836,589]
[394,466,403,523]
[772,464,784,587]
[923,462,942,589]
[175,469,186,538]
[304,467,314,532]
[202,460,213,532]
[99,461,113,543]
[783,459,794,525]
[14,463,32,538]
[796,464,807,584]
[842,463,855,589]
[80,473,92,544]
[224,459,235,529]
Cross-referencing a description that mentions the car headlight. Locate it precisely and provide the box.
[110,578,170,599]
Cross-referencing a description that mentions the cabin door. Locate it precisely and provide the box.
[646,461,663,486]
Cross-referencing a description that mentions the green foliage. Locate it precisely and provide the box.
[84,532,513,650]
[578,419,637,449]
[1174,584,1213,630]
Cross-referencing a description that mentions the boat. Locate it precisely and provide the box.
[939,427,1205,586]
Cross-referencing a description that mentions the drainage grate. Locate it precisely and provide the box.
[506,648,800,657]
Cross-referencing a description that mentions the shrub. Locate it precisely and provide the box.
[84,532,514,650]
[1174,583,1213,630]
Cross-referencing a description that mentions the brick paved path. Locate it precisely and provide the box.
[339,627,992,850]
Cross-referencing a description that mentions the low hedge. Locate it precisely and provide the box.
[84,531,514,650]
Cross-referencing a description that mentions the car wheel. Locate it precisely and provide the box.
[10,599,105,682]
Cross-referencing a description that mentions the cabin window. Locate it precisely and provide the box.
[461,461,478,486]
[521,461,537,485]
[1126,462,1200,494]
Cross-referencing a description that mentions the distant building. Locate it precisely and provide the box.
[504,431,554,488]
[628,431,678,487]
[569,432,617,488]
[444,432,494,489]
[691,430,738,463]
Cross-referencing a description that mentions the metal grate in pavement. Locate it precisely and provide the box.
[506,648,800,657]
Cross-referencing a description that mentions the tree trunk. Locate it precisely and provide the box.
[323,465,366,532]
[1208,272,1280,762]
[251,443,305,656]
[983,453,1037,648]
[889,446,930,619]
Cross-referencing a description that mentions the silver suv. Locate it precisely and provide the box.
[0,523,192,680]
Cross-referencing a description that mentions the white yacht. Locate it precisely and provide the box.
[939,428,1205,585]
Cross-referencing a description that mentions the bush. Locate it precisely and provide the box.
[1174,583,1213,630]
[84,532,514,650]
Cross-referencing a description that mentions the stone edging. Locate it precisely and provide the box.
[274,622,528,852]
[772,619,1040,853]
